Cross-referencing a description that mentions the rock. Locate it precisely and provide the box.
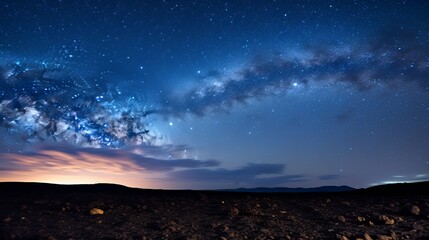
[385,218,395,225]
[412,223,424,231]
[337,215,346,223]
[357,216,366,222]
[384,219,394,225]
[377,235,391,240]
[90,208,104,215]
[390,231,397,239]
[229,207,239,216]
[410,205,420,215]
[379,215,394,225]
[168,221,178,232]
[249,207,260,216]
[74,206,81,212]
[364,232,373,240]
[199,194,208,203]
[337,235,349,240]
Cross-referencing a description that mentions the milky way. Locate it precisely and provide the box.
[157,28,429,116]
[0,59,155,149]
[0,0,428,189]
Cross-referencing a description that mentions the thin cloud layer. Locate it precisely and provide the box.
[318,174,342,181]
[170,163,306,187]
[0,144,307,189]
[373,174,429,186]
[1,144,219,172]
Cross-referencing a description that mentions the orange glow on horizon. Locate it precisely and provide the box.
[0,149,170,189]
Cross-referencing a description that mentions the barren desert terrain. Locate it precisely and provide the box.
[1,182,428,240]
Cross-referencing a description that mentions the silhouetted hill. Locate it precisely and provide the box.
[2,181,429,194]
[216,185,355,193]
[360,181,429,195]
[0,182,136,194]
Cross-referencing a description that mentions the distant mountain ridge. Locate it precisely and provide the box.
[0,182,355,193]
[1,181,429,194]
[215,185,355,193]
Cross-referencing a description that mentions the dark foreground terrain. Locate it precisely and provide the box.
[1,182,428,240]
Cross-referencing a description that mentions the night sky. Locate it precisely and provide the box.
[0,0,428,189]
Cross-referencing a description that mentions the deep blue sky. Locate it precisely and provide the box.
[0,0,428,189]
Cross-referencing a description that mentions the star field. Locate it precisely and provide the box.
[0,0,428,189]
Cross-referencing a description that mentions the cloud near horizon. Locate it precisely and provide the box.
[170,164,306,188]
[372,174,429,186]
[0,144,218,172]
[0,144,306,189]
[318,174,342,181]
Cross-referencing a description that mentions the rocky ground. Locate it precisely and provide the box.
[0,182,428,240]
